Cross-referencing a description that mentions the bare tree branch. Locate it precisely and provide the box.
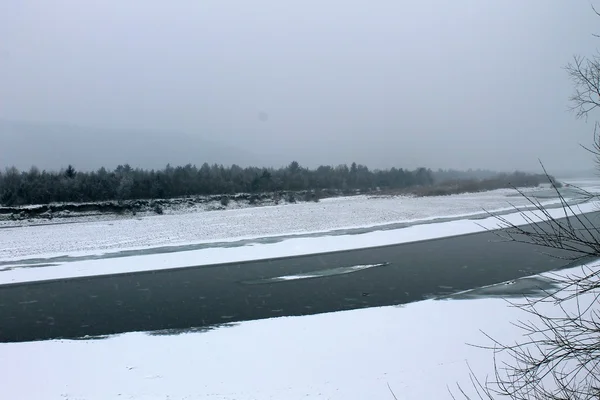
[450,5,600,397]
[566,54,600,120]
[453,171,600,399]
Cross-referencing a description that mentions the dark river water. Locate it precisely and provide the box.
[1,212,591,343]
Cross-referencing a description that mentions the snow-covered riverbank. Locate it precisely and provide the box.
[2,182,593,260]
[2,263,597,400]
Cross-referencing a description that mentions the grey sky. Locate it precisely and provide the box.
[1,0,599,172]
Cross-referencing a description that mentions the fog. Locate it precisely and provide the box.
[1,0,599,173]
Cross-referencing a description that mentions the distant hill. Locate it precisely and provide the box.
[0,120,262,171]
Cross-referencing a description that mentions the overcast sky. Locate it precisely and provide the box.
[1,0,600,172]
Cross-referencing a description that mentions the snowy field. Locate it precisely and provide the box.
[1,197,597,285]
[1,179,598,285]
[1,263,597,400]
[1,182,596,262]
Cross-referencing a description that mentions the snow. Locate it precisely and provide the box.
[0,186,581,262]
[267,263,388,281]
[0,293,508,399]
[1,263,595,400]
[2,183,599,399]
[0,201,596,285]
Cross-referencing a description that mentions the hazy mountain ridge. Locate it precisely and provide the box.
[1,120,594,177]
[0,120,264,171]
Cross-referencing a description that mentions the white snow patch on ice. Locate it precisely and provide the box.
[266,263,388,281]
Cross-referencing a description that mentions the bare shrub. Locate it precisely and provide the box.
[450,161,600,399]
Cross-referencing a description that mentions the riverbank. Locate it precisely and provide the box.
[0,174,568,225]
[0,184,583,261]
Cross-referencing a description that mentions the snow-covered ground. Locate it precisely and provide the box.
[0,184,594,260]
[1,263,596,400]
[0,199,596,285]
[1,179,598,284]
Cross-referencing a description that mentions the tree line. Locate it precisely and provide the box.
[0,162,439,206]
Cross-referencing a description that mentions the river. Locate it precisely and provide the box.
[1,213,591,343]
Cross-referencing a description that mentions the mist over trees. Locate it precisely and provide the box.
[432,168,502,182]
[0,162,438,206]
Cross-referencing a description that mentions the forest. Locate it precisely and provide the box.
[0,162,550,206]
